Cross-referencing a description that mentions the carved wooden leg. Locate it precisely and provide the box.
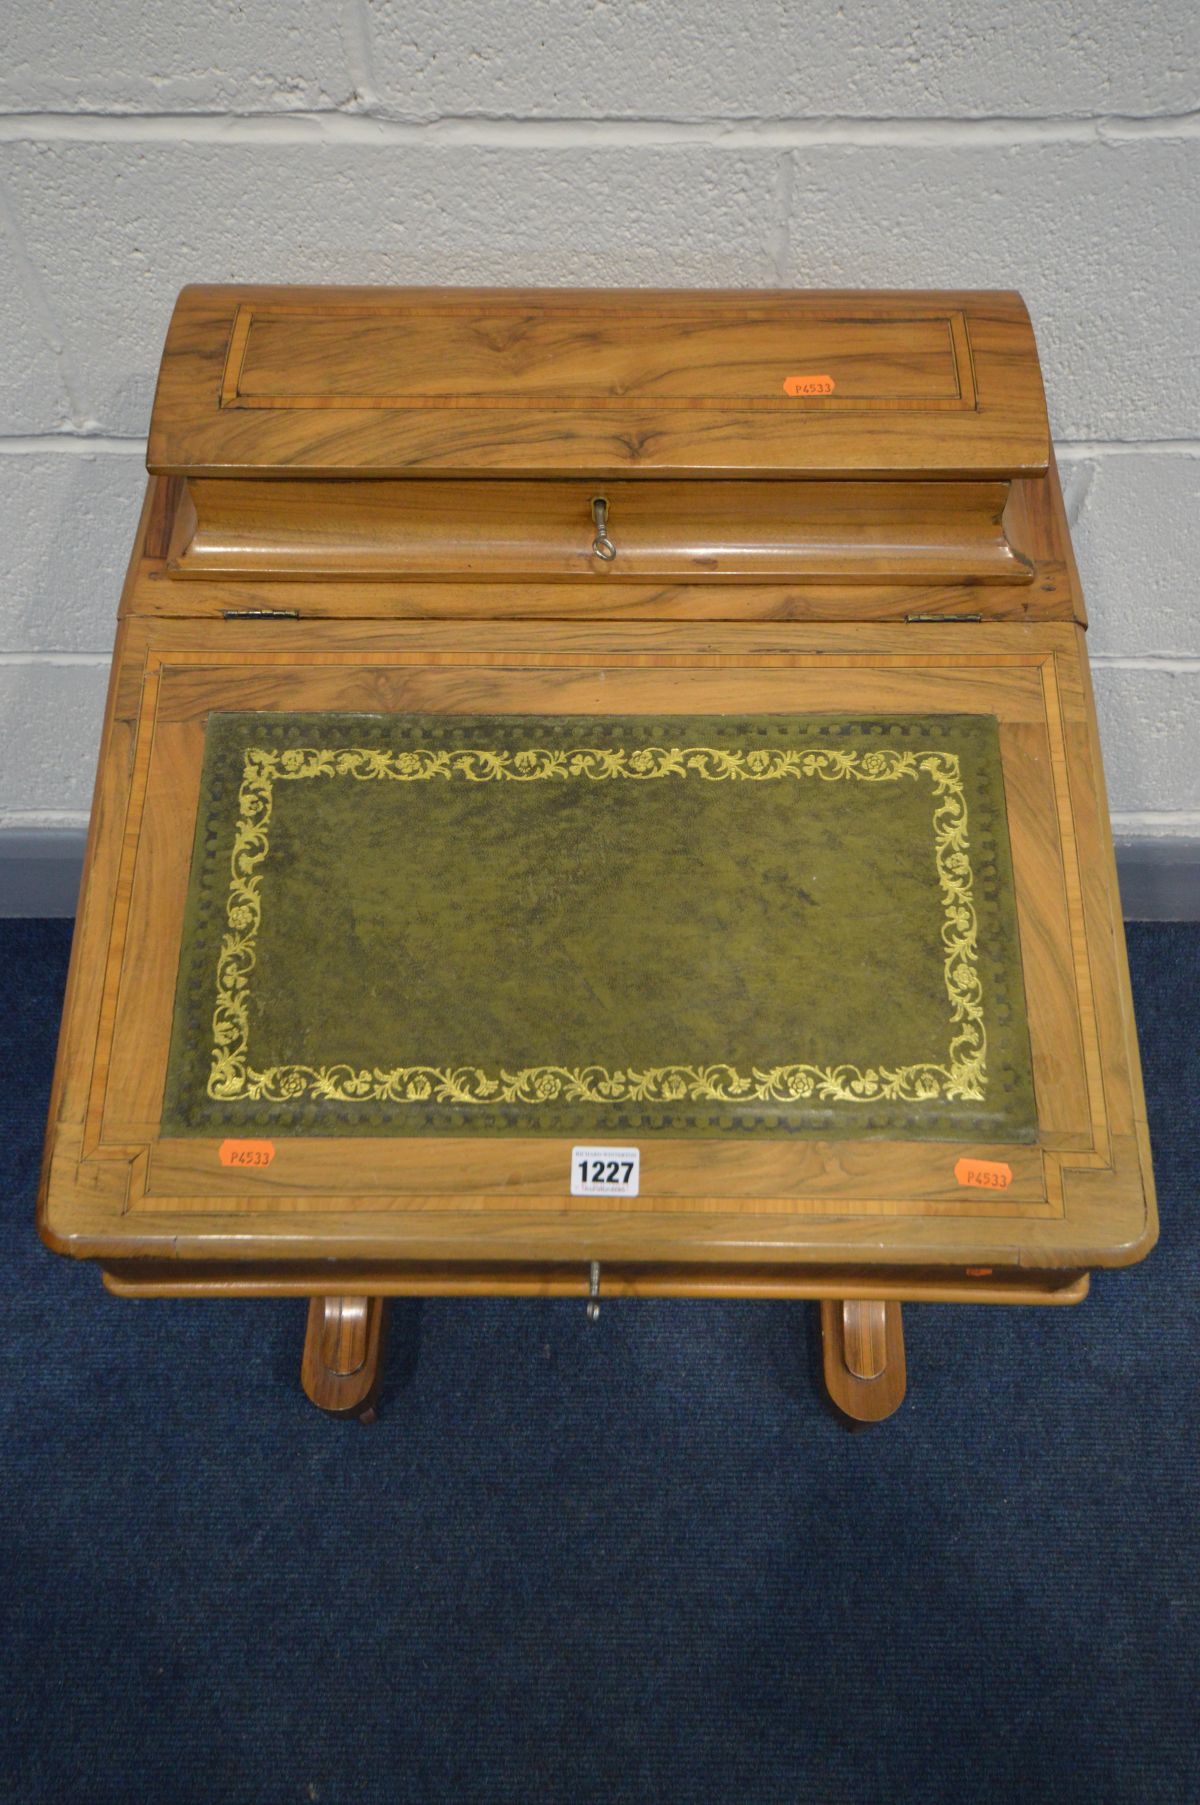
[301,1295,389,1422]
[820,1299,907,1424]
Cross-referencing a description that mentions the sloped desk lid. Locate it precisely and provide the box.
[37,617,1155,1272]
[147,286,1050,481]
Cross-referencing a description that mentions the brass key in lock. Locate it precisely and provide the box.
[590,495,617,561]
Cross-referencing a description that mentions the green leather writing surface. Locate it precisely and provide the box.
[162,712,1036,1141]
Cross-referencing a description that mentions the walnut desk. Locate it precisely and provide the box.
[38,286,1156,1424]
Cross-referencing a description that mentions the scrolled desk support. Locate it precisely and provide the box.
[820,1299,907,1424]
[301,1294,390,1423]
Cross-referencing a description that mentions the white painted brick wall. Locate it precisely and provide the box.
[1064,453,1200,658]
[0,2,1197,840]
[0,450,145,651]
[0,662,111,819]
[361,1,1198,121]
[1,2,356,114]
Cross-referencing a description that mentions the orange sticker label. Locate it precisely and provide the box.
[219,1139,275,1169]
[783,373,836,397]
[954,1158,1013,1191]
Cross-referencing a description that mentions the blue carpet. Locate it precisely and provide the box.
[2,919,1197,1805]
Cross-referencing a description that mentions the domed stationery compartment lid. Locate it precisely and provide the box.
[147,285,1050,482]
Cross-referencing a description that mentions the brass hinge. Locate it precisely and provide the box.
[221,608,301,620]
[904,612,983,623]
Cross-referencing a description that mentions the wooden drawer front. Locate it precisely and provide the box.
[100,1260,1090,1306]
[168,477,1031,585]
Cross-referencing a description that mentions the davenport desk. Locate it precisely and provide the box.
[38,287,1157,1424]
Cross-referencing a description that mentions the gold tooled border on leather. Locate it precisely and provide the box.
[216,740,981,1107]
